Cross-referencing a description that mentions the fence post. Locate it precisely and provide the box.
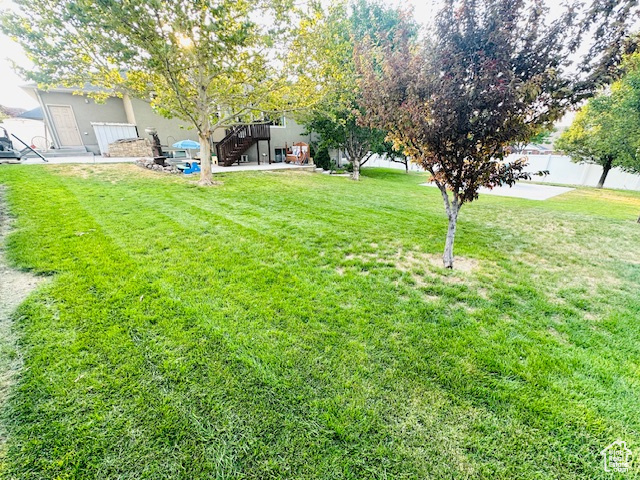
[544,155,552,182]
[579,163,591,186]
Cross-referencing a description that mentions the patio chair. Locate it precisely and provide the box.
[179,160,201,175]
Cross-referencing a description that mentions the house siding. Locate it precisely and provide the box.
[39,91,128,153]
[229,118,314,164]
[129,98,199,147]
[267,117,314,162]
[35,88,315,160]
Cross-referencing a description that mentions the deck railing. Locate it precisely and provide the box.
[215,123,271,166]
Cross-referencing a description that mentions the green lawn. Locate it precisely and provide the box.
[0,164,639,479]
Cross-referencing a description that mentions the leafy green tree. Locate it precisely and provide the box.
[556,99,621,188]
[298,0,410,181]
[390,156,411,173]
[357,0,639,268]
[613,53,640,177]
[1,0,313,185]
[304,113,386,179]
[613,52,640,223]
[368,137,411,173]
[530,129,555,146]
[512,127,555,154]
[557,52,640,189]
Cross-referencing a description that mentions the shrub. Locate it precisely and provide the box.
[313,146,331,170]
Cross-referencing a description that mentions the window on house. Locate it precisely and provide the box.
[270,115,286,128]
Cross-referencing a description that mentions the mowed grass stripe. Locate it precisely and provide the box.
[0,165,638,478]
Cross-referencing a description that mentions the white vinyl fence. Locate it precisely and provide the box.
[509,154,640,191]
[363,154,424,172]
[363,153,640,191]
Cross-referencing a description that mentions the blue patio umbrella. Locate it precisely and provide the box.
[172,139,200,158]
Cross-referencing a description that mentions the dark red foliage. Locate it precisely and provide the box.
[356,0,638,267]
[357,0,638,205]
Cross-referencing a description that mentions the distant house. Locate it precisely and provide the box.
[506,143,556,155]
[521,143,554,155]
[17,106,44,121]
[22,85,313,163]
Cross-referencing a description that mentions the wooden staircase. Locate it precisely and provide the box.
[216,124,271,166]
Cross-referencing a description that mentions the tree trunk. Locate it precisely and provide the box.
[436,183,461,269]
[352,156,361,181]
[195,65,214,186]
[637,212,640,223]
[404,157,409,173]
[443,206,460,269]
[198,132,213,186]
[597,157,613,189]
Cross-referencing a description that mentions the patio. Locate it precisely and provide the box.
[18,155,315,173]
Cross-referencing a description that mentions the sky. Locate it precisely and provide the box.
[0,0,439,109]
[0,0,36,108]
[0,0,582,121]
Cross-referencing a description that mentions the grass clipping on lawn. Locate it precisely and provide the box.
[0,186,42,465]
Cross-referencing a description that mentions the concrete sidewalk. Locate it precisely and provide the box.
[421,181,574,200]
[19,155,135,165]
[12,156,315,173]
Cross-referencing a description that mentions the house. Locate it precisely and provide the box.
[22,85,314,164]
[521,143,554,155]
[505,143,556,155]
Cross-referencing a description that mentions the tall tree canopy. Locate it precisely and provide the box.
[557,51,640,189]
[357,0,640,268]
[297,0,411,180]
[1,0,315,184]
[616,53,640,176]
[615,52,640,223]
[556,98,630,188]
